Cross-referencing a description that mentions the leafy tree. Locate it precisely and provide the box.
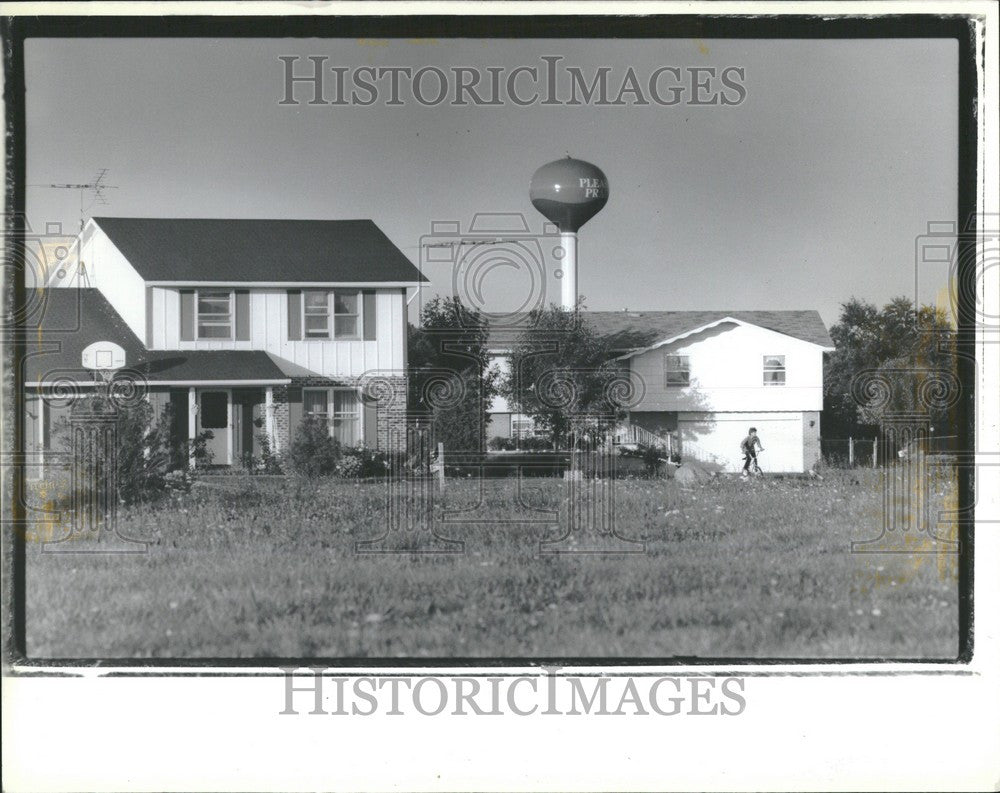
[54,395,210,505]
[408,296,498,452]
[504,302,627,450]
[824,297,957,436]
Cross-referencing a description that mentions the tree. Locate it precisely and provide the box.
[824,297,957,437]
[504,302,628,450]
[407,296,499,452]
[54,394,210,505]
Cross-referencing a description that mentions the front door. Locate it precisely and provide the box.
[198,390,231,465]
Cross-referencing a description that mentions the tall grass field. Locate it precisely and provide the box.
[26,468,959,659]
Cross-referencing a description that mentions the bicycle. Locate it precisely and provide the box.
[742,448,765,477]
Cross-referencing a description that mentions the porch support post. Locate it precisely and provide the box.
[188,387,197,469]
[265,386,276,453]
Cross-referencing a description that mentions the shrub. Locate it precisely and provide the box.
[488,435,516,451]
[520,435,553,452]
[288,415,341,476]
[335,453,363,478]
[52,395,211,506]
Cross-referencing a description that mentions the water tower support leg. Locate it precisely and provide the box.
[560,231,577,311]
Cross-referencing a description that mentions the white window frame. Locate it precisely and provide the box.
[303,290,331,339]
[763,354,786,386]
[302,387,363,446]
[196,288,234,340]
[511,417,534,439]
[300,290,363,341]
[664,354,690,387]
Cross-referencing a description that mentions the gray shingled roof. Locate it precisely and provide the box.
[92,217,428,284]
[489,310,833,350]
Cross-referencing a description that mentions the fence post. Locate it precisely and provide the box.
[848,436,854,467]
[872,436,878,468]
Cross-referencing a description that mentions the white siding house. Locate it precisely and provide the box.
[31,216,426,467]
[620,317,832,472]
[486,310,835,473]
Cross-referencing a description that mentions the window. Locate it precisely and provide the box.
[302,388,361,446]
[664,354,690,387]
[300,290,361,339]
[512,417,534,439]
[197,290,233,339]
[763,355,786,386]
[331,390,360,445]
[333,291,360,339]
[303,389,329,421]
[303,291,330,338]
[200,391,228,429]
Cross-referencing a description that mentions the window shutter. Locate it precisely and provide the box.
[287,290,302,340]
[363,394,378,448]
[287,387,303,442]
[179,290,194,341]
[235,290,250,340]
[363,290,377,341]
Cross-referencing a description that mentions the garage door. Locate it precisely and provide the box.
[678,412,804,473]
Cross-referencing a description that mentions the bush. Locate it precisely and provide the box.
[288,415,341,476]
[52,395,211,506]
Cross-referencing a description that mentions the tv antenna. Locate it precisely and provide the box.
[28,168,118,229]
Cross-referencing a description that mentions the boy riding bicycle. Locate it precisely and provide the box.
[740,427,764,477]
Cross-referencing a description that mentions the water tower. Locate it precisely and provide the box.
[529,156,609,310]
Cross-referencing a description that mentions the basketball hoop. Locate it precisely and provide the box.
[81,340,126,386]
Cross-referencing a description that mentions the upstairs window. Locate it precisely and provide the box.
[298,290,361,340]
[763,355,786,386]
[333,291,360,339]
[664,354,690,387]
[303,290,330,339]
[197,290,233,339]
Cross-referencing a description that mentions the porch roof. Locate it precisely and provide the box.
[22,289,311,385]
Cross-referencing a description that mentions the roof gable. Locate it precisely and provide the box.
[91,217,428,284]
[487,310,833,351]
[585,310,834,351]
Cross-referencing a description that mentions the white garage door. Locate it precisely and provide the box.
[678,412,804,473]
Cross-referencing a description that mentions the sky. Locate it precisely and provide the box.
[25,37,958,328]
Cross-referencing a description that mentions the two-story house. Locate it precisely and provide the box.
[24,217,426,467]
[487,310,835,473]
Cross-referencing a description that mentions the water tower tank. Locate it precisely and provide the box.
[529,156,609,233]
[529,156,609,309]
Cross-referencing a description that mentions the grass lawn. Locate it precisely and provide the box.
[25,468,959,659]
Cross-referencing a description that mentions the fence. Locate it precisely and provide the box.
[821,434,960,468]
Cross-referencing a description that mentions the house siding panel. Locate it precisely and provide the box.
[147,287,406,377]
[628,322,824,413]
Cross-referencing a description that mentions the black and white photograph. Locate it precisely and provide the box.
[2,3,997,791]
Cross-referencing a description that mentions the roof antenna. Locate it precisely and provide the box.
[27,168,118,231]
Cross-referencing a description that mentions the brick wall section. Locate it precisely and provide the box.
[374,377,409,453]
[802,410,821,471]
[271,385,290,453]
[273,375,409,453]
